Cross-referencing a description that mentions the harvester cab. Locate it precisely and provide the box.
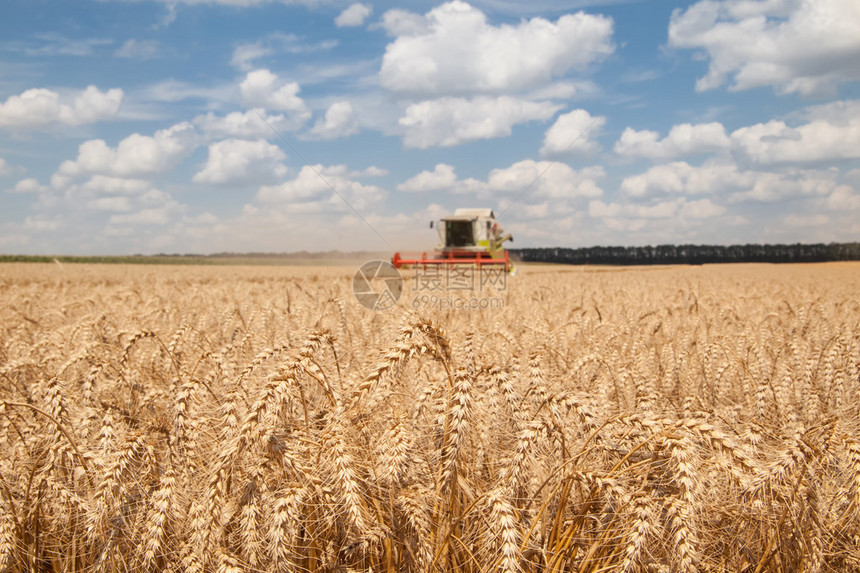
[435,208,512,254]
[392,208,514,272]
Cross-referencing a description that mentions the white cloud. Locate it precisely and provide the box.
[486,160,604,199]
[23,217,62,231]
[109,208,172,226]
[231,43,273,71]
[9,178,44,194]
[730,169,841,203]
[256,164,385,210]
[103,189,182,227]
[398,163,459,192]
[379,8,429,37]
[379,1,614,95]
[587,199,620,218]
[81,176,152,195]
[616,100,860,166]
[528,81,584,101]
[231,34,338,71]
[194,108,304,138]
[826,185,860,211]
[89,196,134,212]
[731,100,860,163]
[114,39,159,59]
[12,167,188,248]
[590,198,683,219]
[0,232,29,249]
[0,158,10,176]
[588,197,726,231]
[541,109,605,156]
[0,86,123,129]
[239,69,311,121]
[399,96,560,148]
[193,139,287,185]
[784,213,830,228]
[307,101,360,140]
[614,122,731,159]
[621,160,752,197]
[680,198,726,219]
[668,0,860,96]
[621,159,848,204]
[336,3,372,27]
[184,212,219,226]
[351,166,388,178]
[57,122,198,179]
[397,159,605,199]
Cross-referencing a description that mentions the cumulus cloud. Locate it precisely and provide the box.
[239,69,311,123]
[89,196,134,212]
[620,159,847,204]
[194,108,304,138]
[398,163,464,192]
[379,1,614,95]
[590,198,681,219]
[56,122,198,179]
[81,176,153,195]
[396,160,604,199]
[615,100,860,165]
[109,207,173,226]
[400,96,559,148]
[398,163,456,193]
[731,100,860,163]
[256,164,385,210]
[336,3,372,27]
[668,0,860,96]
[307,101,360,140]
[100,189,182,228]
[379,8,429,37]
[784,213,830,228]
[0,85,123,129]
[589,197,726,224]
[9,178,45,194]
[193,139,287,185]
[730,169,842,203]
[231,43,273,71]
[621,160,752,197]
[16,168,187,247]
[23,217,62,232]
[486,160,604,199]
[351,166,388,178]
[614,122,731,159]
[541,109,606,156]
[680,198,727,219]
[826,185,860,211]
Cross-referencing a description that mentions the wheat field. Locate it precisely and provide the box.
[1,261,859,572]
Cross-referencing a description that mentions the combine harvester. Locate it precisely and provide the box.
[392,208,515,273]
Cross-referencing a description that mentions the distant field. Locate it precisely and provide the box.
[0,253,389,266]
[1,262,858,572]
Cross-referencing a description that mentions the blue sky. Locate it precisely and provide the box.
[1,0,859,255]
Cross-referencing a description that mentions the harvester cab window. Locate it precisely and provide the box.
[446,220,474,247]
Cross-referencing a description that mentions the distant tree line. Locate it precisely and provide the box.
[509,243,860,266]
